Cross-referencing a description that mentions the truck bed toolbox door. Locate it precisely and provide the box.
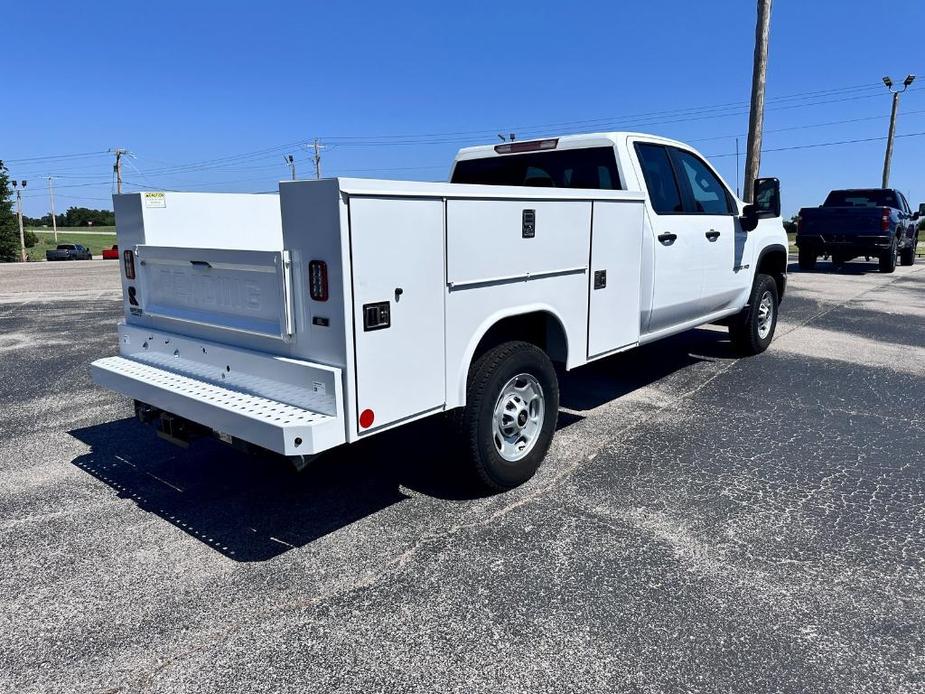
[587,200,645,357]
[348,197,446,433]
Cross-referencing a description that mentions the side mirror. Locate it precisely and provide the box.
[753,177,781,218]
[741,177,781,231]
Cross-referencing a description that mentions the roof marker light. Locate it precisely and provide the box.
[494,138,559,154]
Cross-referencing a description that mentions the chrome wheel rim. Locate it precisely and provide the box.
[757,290,774,339]
[492,373,545,462]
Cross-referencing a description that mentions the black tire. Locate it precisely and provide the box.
[879,238,897,273]
[797,248,816,271]
[900,238,916,266]
[728,273,779,356]
[457,341,559,492]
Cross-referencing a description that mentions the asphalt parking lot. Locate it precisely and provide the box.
[1,258,923,693]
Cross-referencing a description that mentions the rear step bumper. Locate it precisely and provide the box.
[90,325,345,456]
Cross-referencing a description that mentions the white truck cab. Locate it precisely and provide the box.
[92,132,787,490]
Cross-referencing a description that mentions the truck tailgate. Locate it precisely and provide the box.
[135,245,294,340]
[800,208,884,235]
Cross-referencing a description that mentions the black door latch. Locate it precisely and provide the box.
[363,301,390,331]
[522,209,536,238]
[593,270,607,289]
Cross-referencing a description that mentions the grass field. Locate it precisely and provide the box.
[26,228,117,261]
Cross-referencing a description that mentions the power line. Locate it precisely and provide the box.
[320,83,885,141]
[2,150,109,164]
[708,130,925,158]
[688,108,925,142]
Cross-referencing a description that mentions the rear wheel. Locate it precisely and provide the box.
[900,238,917,266]
[729,273,779,356]
[797,248,816,271]
[879,238,897,273]
[457,341,559,492]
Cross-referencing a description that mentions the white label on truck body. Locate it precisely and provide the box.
[144,192,167,208]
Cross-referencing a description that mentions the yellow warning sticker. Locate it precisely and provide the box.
[143,192,166,208]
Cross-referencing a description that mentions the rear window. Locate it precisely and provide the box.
[57,244,76,250]
[823,190,899,208]
[451,147,622,190]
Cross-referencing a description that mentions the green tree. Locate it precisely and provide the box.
[63,206,115,227]
[0,161,22,262]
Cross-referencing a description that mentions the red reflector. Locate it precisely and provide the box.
[359,409,375,429]
[123,250,135,279]
[308,260,329,301]
[494,138,559,154]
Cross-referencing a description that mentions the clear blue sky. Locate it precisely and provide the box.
[5,0,924,218]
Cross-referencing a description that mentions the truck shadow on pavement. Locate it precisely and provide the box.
[559,326,731,411]
[68,326,737,562]
[787,260,892,275]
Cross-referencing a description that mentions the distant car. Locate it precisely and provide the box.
[796,188,920,273]
[45,243,93,261]
[101,244,119,260]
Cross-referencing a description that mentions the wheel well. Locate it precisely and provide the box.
[757,246,787,298]
[472,311,568,365]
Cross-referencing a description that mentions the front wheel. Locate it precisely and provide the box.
[729,274,779,356]
[457,341,559,492]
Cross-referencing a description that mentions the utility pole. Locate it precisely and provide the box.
[12,179,27,262]
[881,74,916,188]
[743,0,772,202]
[312,139,323,180]
[284,154,296,180]
[48,176,58,242]
[111,148,129,194]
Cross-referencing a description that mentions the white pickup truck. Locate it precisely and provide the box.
[91,132,787,491]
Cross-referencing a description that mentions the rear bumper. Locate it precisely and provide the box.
[796,233,893,255]
[91,324,345,456]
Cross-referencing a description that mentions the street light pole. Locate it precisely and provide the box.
[12,179,27,262]
[881,74,915,188]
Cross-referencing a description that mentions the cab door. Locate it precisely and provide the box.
[668,147,745,315]
[633,142,705,334]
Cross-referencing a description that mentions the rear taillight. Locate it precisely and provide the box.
[123,250,136,279]
[308,260,328,301]
[881,208,890,232]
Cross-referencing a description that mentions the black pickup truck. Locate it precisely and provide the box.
[45,243,93,261]
[795,189,920,273]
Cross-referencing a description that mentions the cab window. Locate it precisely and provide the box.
[634,143,684,215]
[451,147,622,190]
[670,149,733,215]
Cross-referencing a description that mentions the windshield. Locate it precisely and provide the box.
[451,147,622,190]
[823,189,898,208]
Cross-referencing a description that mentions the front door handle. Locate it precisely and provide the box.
[657,232,678,245]
[705,229,721,241]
